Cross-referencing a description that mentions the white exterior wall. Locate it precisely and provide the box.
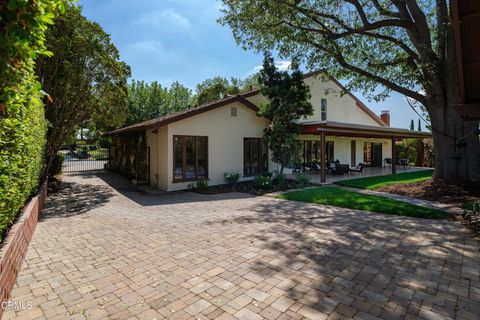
[245,75,383,127]
[146,102,270,191]
[301,76,381,126]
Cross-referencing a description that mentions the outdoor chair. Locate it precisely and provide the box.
[399,158,409,169]
[384,158,392,168]
[333,164,349,175]
[349,163,364,175]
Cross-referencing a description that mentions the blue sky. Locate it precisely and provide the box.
[79,0,420,128]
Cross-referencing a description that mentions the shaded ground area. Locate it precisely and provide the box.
[377,179,480,207]
[4,172,480,320]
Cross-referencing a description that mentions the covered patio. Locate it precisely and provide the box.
[299,121,432,183]
[299,165,431,185]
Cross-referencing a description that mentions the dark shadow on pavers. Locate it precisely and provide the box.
[41,181,115,219]
[207,198,469,319]
[69,171,256,207]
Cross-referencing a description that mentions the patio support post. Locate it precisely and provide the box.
[391,137,397,174]
[320,131,326,183]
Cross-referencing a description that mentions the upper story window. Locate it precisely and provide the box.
[321,98,327,121]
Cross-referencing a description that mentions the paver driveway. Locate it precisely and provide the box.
[4,172,480,320]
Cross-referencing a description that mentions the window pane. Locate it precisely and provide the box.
[326,141,334,162]
[185,137,195,180]
[244,139,251,176]
[321,99,327,111]
[321,99,327,121]
[197,137,208,178]
[260,140,268,173]
[251,139,259,175]
[174,137,183,179]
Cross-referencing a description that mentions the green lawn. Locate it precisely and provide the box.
[335,169,433,190]
[276,186,446,219]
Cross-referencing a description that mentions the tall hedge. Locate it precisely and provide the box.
[0,0,66,242]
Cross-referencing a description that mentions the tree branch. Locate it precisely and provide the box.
[371,0,401,17]
[305,38,426,104]
[280,1,419,60]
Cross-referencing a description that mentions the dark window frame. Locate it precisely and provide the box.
[173,135,208,182]
[243,138,268,177]
[301,140,334,168]
[321,98,327,121]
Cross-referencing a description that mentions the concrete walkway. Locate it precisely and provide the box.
[3,172,479,319]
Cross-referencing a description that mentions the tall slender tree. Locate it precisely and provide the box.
[220,0,480,185]
[259,53,313,173]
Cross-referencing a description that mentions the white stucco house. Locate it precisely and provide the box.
[108,72,431,191]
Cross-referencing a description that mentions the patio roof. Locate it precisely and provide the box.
[302,121,432,139]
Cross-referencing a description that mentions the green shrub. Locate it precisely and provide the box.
[196,178,209,192]
[273,170,287,187]
[254,173,273,190]
[0,0,65,243]
[224,171,240,185]
[49,154,65,178]
[295,172,311,186]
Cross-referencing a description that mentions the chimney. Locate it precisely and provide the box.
[380,110,390,126]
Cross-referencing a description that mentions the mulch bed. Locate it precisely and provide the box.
[195,180,311,196]
[377,179,480,234]
[376,179,480,206]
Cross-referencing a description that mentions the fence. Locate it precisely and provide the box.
[59,144,109,172]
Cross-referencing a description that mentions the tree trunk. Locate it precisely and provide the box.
[426,18,480,186]
[428,99,480,185]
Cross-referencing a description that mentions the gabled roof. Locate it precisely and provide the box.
[242,71,387,127]
[108,95,259,135]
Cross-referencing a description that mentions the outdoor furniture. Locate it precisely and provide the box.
[399,158,409,169]
[333,164,350,175]
[349,163,364,175]
[326,162,336,174]
[384,158,392,168]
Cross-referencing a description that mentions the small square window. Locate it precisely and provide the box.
[231,107,238,117]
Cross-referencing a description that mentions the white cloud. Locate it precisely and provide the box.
[134,8,192,33]
[252,60,292,73]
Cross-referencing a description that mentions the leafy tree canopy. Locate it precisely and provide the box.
[195,76,241,105]
[37,4,131,174]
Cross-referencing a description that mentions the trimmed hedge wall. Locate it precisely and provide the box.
[0,74,47,243]
[0,1,65,243]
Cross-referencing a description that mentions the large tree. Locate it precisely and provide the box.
[36,5,130,176]
[220,0,480,185]
[259,53,313,173]
[195,76,244,105]
[126,80,169,125]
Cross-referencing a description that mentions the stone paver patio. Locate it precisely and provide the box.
[4,172,479,320]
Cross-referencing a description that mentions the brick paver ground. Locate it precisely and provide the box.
[4,172,479,319]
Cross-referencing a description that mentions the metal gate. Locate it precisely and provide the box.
[59,143,110,172]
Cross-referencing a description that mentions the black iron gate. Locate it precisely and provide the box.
[59,143,110,172]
